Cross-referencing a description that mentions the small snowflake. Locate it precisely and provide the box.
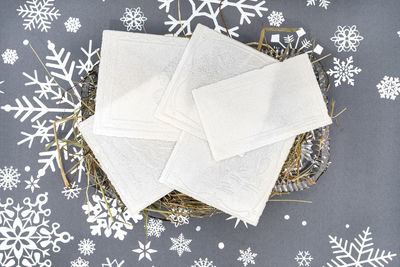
[169,207,190,227]
[331,25,364,52]
[71,257,89,267]
[237,247,257,266]
[267,11,285,27]
[17,0,61,32]
[24,175,40,192]
[62,181,81,199]
[191,258,216,267]
[376,76,400,100]
[2,49,19,65]
[295,251,313,266]
[132,241,157,261]
[170,233,192,257]
[327,56,362,87]
[226,215,248,229]
[78,238,96,256]
[146,218,165,238]
[306,0,331,9]
[64,17,81,33]
[0,166,21,190]
[102,257,125,267]
[120,7,147,31]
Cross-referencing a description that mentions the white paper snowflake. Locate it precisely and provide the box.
[65,17,81,33]
[1,40,99,181]
[324,227,397,267]
[192,257,216,267]
[17,0,61,32]
[237,247,257,266]
[120,7,147,31]
[331,25,364,52]
[146,218,165,238]
[102,257,125,267]
[0,193,74,266]
[132,241,157,261]
[306,0,331,9]
[0,166,21,190]
[169,207,190,227]
[226,215,248,229]
[71,257,89,267]
[295,251,313,266]
[62,181,82,199]
[24,175,40,192]
[82,193,143,240]
[267,11,285,27]
[159,0,268,37]
[327,56,362,87]
[2,49,19,65]
[78,238,96,256]
[169,233,192,257]
[376,76,400,100]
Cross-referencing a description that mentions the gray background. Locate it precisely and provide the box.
[0,0,399,266]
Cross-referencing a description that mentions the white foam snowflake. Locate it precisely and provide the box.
[226,215,248,229]
[169,233,192,257]
[102,257,125,267]
[324,227,397,267]
[65,17,81,33]
[295,251,313,266]
[120,7,147,31]
[331,25,364,52]
[78,238,96,256]
[1,40,99,181]
[376,76,400,100]
[159,0,268,37]
[327,56,362,87]
[132,241,157,261]
[146,218,165,238]
[62,181,82,199]
[168,207,190,227]
[267,11,284,27]
[237,247,257,266]
[0,193,74,267]
[24,175,40,193]
[306,0,331,9]
[17,0,61,32]
[0,166,21,190]
[82,193,143,240]
[2,49,19,65]
[192,257,216,267]
[71,257,89,267]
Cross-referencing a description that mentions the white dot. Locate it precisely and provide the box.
[24,166,31,172]
[284,215,290,220]
[346,224,350,229]
[23,40,29,46]
[195,226,201,232]
[218,242,224,249]
[302,220,307,226]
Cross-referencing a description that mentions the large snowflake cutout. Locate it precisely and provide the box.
[102,257,125,267]
[295,251,313,266]
[17,0,61,32]
[267,11,285,27]
[327,56,362,87]
[376,76,400,100]
[237,247,257,266]
[2,49,19,65]
[146,218,165,238]
[158,0,268,37]
[323,227,397,267]
[0,166,21,190]
[132,241,157,261]
[0,193,74,267]
[170,233,192,257]
[120,7,147,31]
[65,17,81,33]
[192,257,216,267]
[331,25,364,52]
[306,0,331,9]
[82,194,143,241]
[78,238,96,256]
[71,257,89,267]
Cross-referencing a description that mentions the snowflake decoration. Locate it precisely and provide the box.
[159,0,268,37]
[168,207,190,227]
[102,257,125,267]
[65,17,81,33]
[2,49,19,65]
[226,215,248,229]
[0,166,21,190]
[327,56,362,87]
[82,193,143,240]
[0,193,74,267]
[132,241,157,261]
[267,11,285,27]
[17,0,61,32]
[323,227,397,267]
[1,40,99,181]
[295,251,313,266]
[192,257,216,267]
[146,218,165,238]
[71,257,89,267]
[237,247,257,266]
[169,233,192,257]
[24,175,40,193]
[331,25,364,52]
[120,7,147,31]
[78,238,96,256]
[376,76,400,100]
[306,0,331,9]
[62,181,82,199]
